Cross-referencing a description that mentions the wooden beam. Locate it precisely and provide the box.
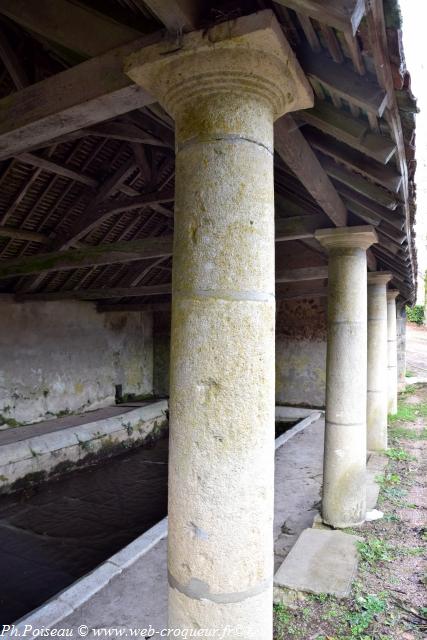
[299,46,387,116]
[87,122,171,148]
[274,116,347,227]
[53,189,175,249]
[139,0,199,31]
[319,154,399,210]
[0,34,160,161]
[276,266,328,282]
[4,219,332,280]
[17,283,173,302]
[0,25,29,89]
[274,0,366,35]
[298,101,396,164]
[275,213,332,241]
[0,226,49,244]
[338,185,405,230]
[276,287,328,300]
[0,0,142,58]
[97,301,171,313]
[0,236,174,280]
[366,0,415,295]
[18,153,99,188]
[305,129,402,193]
[16,264,333,301]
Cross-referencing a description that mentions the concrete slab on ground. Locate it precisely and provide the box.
[274,528,361,600]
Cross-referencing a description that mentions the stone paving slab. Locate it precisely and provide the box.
[274,528,361,600]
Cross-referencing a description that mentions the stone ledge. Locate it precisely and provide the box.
[0,400,168,493]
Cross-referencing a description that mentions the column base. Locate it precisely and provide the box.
[321,516,366,529]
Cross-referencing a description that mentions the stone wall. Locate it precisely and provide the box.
[276,297,327,408]
[153,311,171,397]
[0,299,153,424]
[151,299,327,408]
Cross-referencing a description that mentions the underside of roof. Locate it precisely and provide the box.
[0,0,418,309]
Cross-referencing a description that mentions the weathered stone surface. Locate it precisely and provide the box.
[367,273,392,451]
[387,290,399,415]
[0,401,168,492]
[125,9,313,636]
[274,528,360,599]
[0,299,153,424]
[315,226,377,528]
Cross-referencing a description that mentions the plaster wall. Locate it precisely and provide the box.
[152,299,327,408]
[275,298,327,408]
[0,300,153,424]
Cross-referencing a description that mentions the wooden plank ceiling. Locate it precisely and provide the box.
[0,0,418,310]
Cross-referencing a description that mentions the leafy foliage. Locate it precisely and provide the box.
[406,304,425,325]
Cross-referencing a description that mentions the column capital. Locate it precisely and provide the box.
[387,289,400,301]
[124,10,313,123]
[314,225,378,251]
[368,272,392,286]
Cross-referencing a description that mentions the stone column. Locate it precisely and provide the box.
[387,290,399,415]
[396,304,407,390]
[367,273,392,451]
[314,226,377,528]
[126,11,313,636]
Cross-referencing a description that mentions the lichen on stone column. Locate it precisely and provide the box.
[125,10,313,637]
[387,290,399,415]
[314,226,378,529]
[367,272,392,451]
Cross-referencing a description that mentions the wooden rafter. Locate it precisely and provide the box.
[274,116,347,227]
[299,46,387,116]
[318,154,399,210]
[305,129,402,193]
[0,236,174,280]
[366,0,416,294]
[17,153,99,188]
[298,101,396,164]
[0,25,29,89]
[140,0,199,31]
[0,33,161,160]
[0,0,142,58]
[2,216,335,281]
[274,0,366,35]
[53,188,175,250]
[17,263,332,302]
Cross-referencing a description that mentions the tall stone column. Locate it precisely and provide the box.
[367,272,392,451]
[387,290,399,415]
[396,304,407,391]
[315,227,377,528]
[126,12,312,636]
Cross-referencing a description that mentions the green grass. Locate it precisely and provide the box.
[357,538,395,566]
[385,447,415,461]
[389,401,427,424]
[346,594,387,638]
[389,424,427,441]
